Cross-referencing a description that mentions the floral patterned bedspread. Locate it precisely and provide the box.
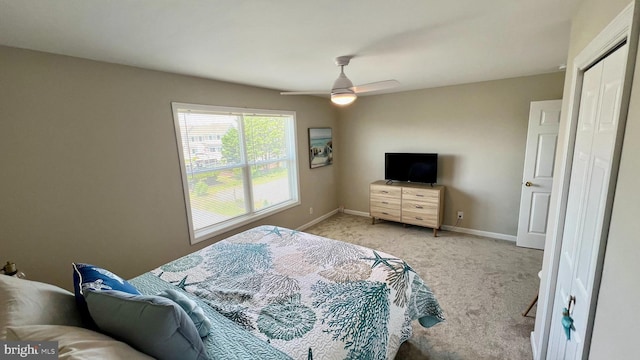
[135,225,444,359]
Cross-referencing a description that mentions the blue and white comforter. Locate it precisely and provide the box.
[132,225,444,359]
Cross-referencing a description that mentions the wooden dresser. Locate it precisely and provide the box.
[369,180,445,236]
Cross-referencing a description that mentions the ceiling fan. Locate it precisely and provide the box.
[280,56,400,106]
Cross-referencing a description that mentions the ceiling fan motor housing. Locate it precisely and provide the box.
[332,71,354,94]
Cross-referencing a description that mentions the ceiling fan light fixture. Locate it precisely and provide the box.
[331,91,357,105]
[279,55,399,104]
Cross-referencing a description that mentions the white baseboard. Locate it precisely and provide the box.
[297,209,339,231]
[530,331,538,359]
[343,209,370,217]
[441,225,516,242]
[341,208,517,242]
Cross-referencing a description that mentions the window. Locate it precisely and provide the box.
[172,103,300,244]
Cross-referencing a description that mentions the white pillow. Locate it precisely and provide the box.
[0,275,84,339]
[6,325,153,360]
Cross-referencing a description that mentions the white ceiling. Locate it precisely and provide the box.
[0,0,581,95]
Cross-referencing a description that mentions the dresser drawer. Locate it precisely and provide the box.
[402,210,438,227]
[370,197,401,210]
[370,207,401,222]
[402,187,440,204]
[402,201,437,214]
[370,184,402,199]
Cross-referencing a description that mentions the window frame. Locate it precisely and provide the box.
[171,102,300,244]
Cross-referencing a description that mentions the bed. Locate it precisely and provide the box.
[130,225,445,359]
[0,225,444,360]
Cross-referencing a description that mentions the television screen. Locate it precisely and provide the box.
[385,153,438,184]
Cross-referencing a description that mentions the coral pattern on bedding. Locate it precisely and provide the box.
[139,226,444,359]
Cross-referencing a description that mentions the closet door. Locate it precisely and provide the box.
[547,43,627,360]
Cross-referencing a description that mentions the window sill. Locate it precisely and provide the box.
[191,200,301,244]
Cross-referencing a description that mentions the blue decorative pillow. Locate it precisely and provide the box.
[157,289,211,338]
[72,263,140,319]
[72,263,139,297]
[84,290,207,360]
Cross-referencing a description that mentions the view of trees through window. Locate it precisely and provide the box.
[173,104,298,242]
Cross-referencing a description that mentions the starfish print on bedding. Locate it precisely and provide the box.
[264,226,282,237]
[399,261,415,274]
[155,273,200,290]
[154,271,200,288]
[287,229,301,236]
[170,275,201,289]
[362,251,400,269]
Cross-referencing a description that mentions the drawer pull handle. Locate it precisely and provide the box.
[415,205,423,209]
[416,194,424,197]
[382,201,388,204]
[382,212,389,215]
[381,191,388,194]
[415,217,423,220]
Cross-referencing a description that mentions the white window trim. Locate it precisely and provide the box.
[171,102,301,244]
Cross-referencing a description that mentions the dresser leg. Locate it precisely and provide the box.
[371,217,375,225]
[433,228,438,237]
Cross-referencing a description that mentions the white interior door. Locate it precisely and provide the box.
[517,100,562,249]
[547,43,627,360]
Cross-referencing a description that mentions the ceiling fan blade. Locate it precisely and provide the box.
[351,80,400,94]
[280,91,329,95]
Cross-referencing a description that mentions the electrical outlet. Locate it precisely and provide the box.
[309,207,314,215]
[457,211,464,220]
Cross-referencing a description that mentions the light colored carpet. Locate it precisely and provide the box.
[305,213,543,360]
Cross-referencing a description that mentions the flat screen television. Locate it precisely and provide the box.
[385,153,438,184]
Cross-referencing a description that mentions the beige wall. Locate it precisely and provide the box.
[0,46,338,290]
[534,0,637,358]
[337,73,565,236]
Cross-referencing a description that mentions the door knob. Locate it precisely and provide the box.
[525,181,533,187]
